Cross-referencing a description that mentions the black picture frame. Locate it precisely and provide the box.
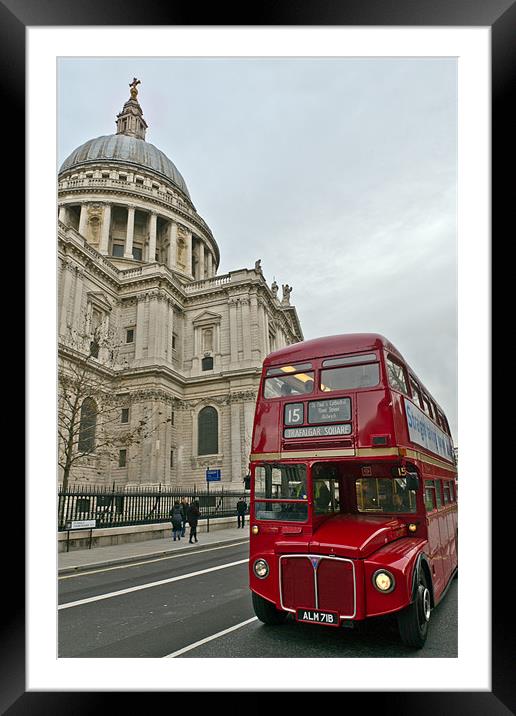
[8,0,506,711]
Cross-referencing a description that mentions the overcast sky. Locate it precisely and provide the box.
[58,57,457,441]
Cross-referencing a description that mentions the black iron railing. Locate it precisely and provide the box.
[58,484,247,531]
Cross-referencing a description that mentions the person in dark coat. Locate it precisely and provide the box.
[170,501,183,541]
[236,497,248,528]
[188,500,200,544]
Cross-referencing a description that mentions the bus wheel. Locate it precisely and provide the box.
[252,592,288,625]
[397,571,431,649]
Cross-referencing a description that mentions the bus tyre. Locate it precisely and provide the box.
[397,570,431,649]
[252,592,288,625]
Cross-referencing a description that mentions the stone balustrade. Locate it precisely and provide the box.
[184,275,233,293]
[58,174,216,247]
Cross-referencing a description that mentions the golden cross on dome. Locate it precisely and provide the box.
[129,77,141,99]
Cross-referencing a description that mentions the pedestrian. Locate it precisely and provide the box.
[180,498,189,538]
[236,496,248,528]
[188,499,200,544]
[170,501,183,541]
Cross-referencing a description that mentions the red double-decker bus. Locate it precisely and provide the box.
[248,333,457,648]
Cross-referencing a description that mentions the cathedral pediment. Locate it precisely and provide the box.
[192,310,222,326]
[86,291,112,312]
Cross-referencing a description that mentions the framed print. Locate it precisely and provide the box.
[7,0,508,710]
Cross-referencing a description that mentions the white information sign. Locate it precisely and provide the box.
[69,519,96,529]
[403,398,454,462]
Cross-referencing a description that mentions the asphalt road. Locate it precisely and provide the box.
[58,540,457,658]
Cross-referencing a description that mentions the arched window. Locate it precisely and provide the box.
[198,406,218,456]
[78,397,97,453]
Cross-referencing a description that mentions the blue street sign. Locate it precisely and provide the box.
[206,469,221,482]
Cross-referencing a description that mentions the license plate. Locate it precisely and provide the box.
[296,608,339,627]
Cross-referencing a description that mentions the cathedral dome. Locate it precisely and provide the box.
[59,133,191,200]
[58,80,220,277]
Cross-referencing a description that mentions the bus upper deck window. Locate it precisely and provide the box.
[322,353,377,368]
[386,356,409,395]
[421,393,433,418]
[320,362,380,392]
[409,376,423,408]
[264,364,314,399]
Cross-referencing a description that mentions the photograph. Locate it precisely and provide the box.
[56,56,458,660]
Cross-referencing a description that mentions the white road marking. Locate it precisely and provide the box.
[163,617,258,658]
[58,558,249,610]
[59,540,249,579]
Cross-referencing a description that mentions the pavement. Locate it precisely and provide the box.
[58,524,250,575]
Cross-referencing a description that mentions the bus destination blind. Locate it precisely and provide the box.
[308,398,350,424]
[284,424,352,438]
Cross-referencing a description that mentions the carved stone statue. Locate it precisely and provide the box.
[281,284,292,305]
[129,77,141,100]
[271,280,279,299]
[254,259,262,274]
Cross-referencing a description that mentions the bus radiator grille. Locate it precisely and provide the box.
[280,557,315,611]
[280,556,355,617]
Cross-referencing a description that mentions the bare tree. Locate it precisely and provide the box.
[58,324,170,491]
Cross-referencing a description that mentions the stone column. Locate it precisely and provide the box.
[99,203,111,255]
[206,251,213,278]
[147,293,157,359]
[58,205,67,224]
[198,242,205,280]
[241,298,251,360]
[250,294,261,361]
[262,307,270,356]
[148,212,157,263]
[59,260,74,335]
[160,296,169,357]
[78,204,88,237]
[167,300,174,363]
[135,294,146,360]
[191,238,198,279]
[149,400,160,483]
[186,231,193,277]
[230,401,242,482]
[124,206,135,259]
[229,298,239,366]
[72,267,84,326]
[168,222,177,270]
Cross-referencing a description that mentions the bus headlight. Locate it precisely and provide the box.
[253,559,270,579]
[373,570,395,593]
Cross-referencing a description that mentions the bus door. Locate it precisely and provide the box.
[449,480,458,566]
[423,479,445,597]
[435,479,453,588]
[441,479,457,574]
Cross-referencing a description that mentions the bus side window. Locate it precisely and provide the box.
[386,355,409,395]
[409,376,423,409]
[443,481,451,504]
[424,480,436,512]
[449,481,455,502]
[421,392,433,419]
[434,479,443,508]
